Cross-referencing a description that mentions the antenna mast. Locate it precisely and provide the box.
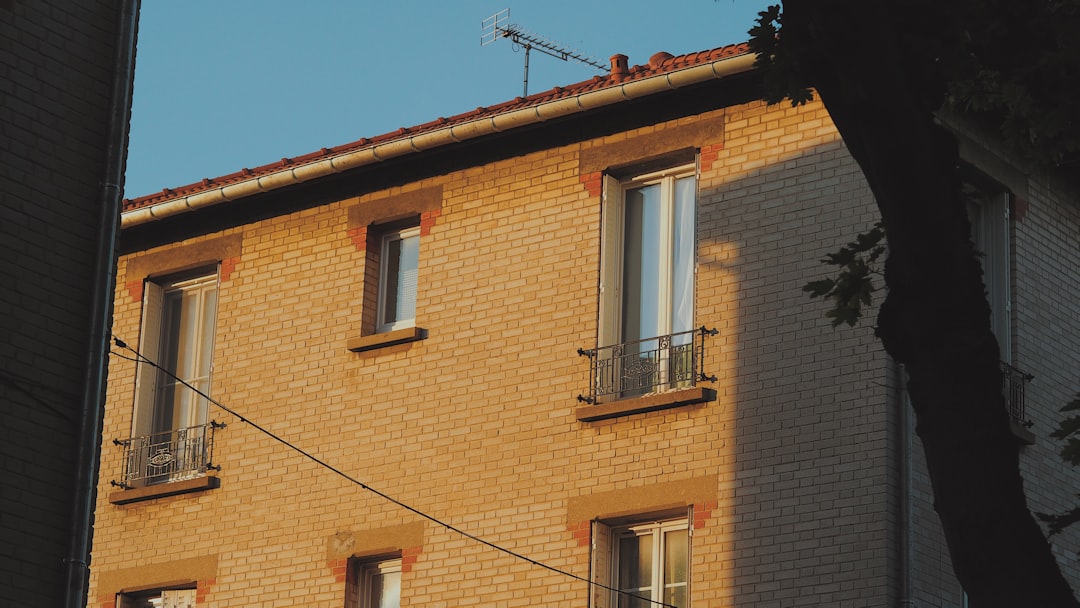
[481,8,606,97]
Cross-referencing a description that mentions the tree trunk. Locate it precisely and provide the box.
[780,1,1079,605]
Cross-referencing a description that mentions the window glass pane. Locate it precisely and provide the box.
[361,561,401,608]
[156,279,215,432]
[618,532,653,594]
[177,288,202,428]
[623,184,662,344]
[383,237,403,325]
[397,234,419,323]
[177,287,201,379]
[382,232,418,327]
[664,585,687,608]
[198,287,217,382]
[663,527,689,608]
[664,527,689,588]
[620,593,653,608]
[671,176,696,341]
[375,570,401,608]
[154,290,184,435]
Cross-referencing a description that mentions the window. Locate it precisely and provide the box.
[350,220,427,352]
[127,270,218,486]
[597,165,696,398]
[346,557,402,608]
[965,184,1011,359]
[117,588,196,608]
[610,519,690,608]
[377,226,419,333]
[963,176,1034,439]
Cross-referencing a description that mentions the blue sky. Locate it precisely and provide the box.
[125,0,773,199]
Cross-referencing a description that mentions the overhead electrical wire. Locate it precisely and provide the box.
[109,335,676,608]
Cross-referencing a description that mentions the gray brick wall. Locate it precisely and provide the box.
[1,1,125,606]
[905,142,1080,606]
[1014,174,1080,581]
[701,101,890,606]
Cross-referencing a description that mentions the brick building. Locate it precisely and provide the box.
[1,1,138,607]
[88,43,1079,607]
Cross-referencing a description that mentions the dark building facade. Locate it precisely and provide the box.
[1,1,137,606]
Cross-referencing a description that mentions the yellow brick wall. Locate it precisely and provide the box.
[90,98,891,607]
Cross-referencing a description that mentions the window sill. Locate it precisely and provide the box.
[347,327,426,353]
[109,474,220,505]
[575,387,716,422]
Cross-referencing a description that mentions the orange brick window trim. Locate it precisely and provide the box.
[580,172,603,198]
[328,557,350,584]
[419,209,441,237]
[219,256,239,282]
[126,279,144,303]
[698,143,724,172]
[195,578,216,604]
[400,544,423,573]
[348,225,369,252]
[693,500,718,529]
[567,520,592,547]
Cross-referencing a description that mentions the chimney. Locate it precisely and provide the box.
[609,54,629,80]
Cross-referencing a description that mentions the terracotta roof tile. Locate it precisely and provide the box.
[123,42,751,211]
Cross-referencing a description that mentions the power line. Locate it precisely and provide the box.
[109,335,676,608]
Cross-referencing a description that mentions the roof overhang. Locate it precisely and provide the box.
[121,51,757,229]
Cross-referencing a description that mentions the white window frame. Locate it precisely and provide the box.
[610,518,691,608]
[128,270,219,487]
[347,557,402,608]
[376,226,420,333]
[132,271,218,439]
[599,164,697,349]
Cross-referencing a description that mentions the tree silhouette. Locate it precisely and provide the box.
[749,2,1080,606]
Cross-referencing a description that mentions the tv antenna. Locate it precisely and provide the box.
[481,8,606,97]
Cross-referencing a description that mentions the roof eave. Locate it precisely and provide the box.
[121,51,757,229]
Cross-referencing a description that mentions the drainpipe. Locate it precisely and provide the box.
[898,361,916,608]
[63,0,139,606]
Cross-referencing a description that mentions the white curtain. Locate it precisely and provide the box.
[671,176,696,344]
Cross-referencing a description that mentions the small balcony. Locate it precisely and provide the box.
[1002,361,1035,444]
[111,421,223,492]
[576,327,718,421]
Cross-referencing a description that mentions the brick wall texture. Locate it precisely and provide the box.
[1015,173,1080,581]
[904,135,1080,607]
[88,95,1079,606]
[1,1,124,606]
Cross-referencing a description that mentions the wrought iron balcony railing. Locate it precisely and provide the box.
[1001,361,1034,426]
[578,327,719,404]
[111,421,224,489]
